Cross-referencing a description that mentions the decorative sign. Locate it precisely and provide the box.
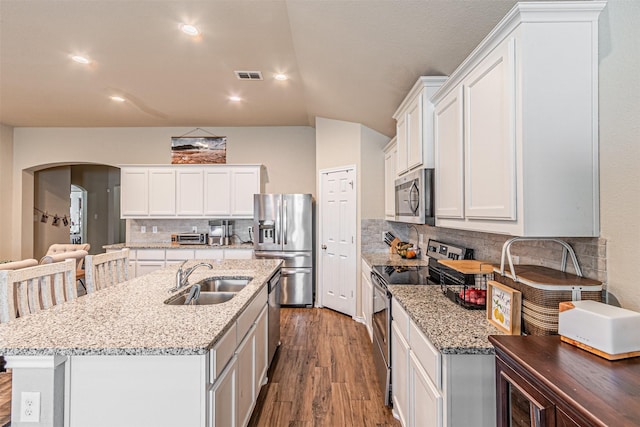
[487,280,522,335]
[171,136,227,164]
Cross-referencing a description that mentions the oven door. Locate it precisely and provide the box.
[371,271,392,406]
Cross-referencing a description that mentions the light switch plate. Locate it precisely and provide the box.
[140,226,146,233]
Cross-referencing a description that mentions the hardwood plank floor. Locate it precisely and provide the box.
[249,308,400,427]
[0,370,10,427]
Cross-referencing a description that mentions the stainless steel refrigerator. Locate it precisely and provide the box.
[253,193,314,306]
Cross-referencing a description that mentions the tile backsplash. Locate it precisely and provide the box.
[361,219,607,285]
[127,219,254,245]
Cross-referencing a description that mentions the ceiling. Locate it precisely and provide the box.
[0,0,521,137]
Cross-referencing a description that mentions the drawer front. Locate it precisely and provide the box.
[165,249,194,261]
[392,298,410,342]
[194,249,224,260]
[409,320,441,388]
[210,322,237,383]
[136,249,165,260]
[237,286,268,342]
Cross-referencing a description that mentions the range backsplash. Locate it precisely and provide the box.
[127,218,254,245]
[361,219,606,285]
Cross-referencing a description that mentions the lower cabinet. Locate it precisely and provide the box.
[391,297,494,427]
[210,356,237,427]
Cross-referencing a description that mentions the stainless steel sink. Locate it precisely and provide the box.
[165,291,236,305]
[197,277,251,293]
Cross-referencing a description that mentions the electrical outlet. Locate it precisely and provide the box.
[140,226,146,233]
[20,391,40,422]
[152,226,158,233]
[192,226,197,233]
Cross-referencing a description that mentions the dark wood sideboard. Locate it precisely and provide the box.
[489,335,640,427]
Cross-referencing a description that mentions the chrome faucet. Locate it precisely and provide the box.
[169,261,213,293]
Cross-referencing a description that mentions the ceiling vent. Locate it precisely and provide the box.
[235,71,263,80]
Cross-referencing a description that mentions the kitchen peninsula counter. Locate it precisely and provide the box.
[0,258,281,356]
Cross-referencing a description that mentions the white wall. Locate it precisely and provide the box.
[0,124,14,259]
[9,126,316,258]
[599,0,640,309]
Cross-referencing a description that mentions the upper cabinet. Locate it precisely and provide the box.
[432,1,605,237]
[121,164,262,219]
[393,76,448,176]
[383,138,397,221]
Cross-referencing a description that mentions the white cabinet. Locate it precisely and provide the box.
[120,168,149,216]
[204,168,231,216]
[134,249,166,276]
[231,167,260,217]
[121,165,261,219]
[391,320,410,427]
[383,139,397,220]
[360,259,373,341]
[393,77,448,176]
[236,323,255,427]
[210,356,237,427]
[128,248,253,278]
[432,2,604,237]
[177,168,204,216]
[391,297,493,427]
[224,249,254,260]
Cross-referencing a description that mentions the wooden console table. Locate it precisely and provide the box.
[489,335,640,426]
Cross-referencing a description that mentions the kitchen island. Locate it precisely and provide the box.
[0,258,282,427]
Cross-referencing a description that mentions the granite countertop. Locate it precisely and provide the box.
[362,252,429,267]
[389,285,504,355]
[362,253,503,355]
[0,259,281,357]
[104,242,254,250]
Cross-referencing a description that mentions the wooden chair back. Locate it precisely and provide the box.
[85,249,130,293]
[0,259,76,323]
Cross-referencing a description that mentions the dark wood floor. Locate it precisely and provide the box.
[249,308,400,427]
[0,371,10,427]
[0,308,398,427]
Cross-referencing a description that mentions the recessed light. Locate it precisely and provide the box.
[275,73,288,81]
[229,96,242,102]
[110,96,126,102]
[71,55,91,64]
[180,24,199,36]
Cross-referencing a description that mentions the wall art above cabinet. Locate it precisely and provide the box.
[432,1,605,237]
[393,76,448,177]
[120,164,262,219]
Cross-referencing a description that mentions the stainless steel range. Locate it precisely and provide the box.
[370,239,473,407]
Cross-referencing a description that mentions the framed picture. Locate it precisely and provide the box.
[487,280,522,335]
[171,136,227,164]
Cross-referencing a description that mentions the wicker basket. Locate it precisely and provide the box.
[493,238,602,336]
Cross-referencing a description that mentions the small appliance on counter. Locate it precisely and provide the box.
[172,233,208,245]
[208,219,234,246]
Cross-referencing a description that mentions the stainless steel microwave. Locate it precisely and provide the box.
[395,168,435,225]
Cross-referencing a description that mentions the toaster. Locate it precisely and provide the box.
[174,233,208,245]
[559,300,640,360]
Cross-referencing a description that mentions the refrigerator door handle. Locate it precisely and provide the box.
[276,199,281,245]
[283,198,288,245]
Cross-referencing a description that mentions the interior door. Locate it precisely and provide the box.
[319,166,356,317]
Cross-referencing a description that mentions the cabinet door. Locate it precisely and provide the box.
[148,168,176,216]
[254,306,268,393]
[121,168,149,216]
[396,116,408,175]
[231,167,260,217]
[464,38,516,220]
[391,320,410,427]
[204,168,231,216]
[434,86,465,219]
[406,96,423,170]
[177,168,204,216]
[384,140,397,220]
[210,356,237,427]
[224,249,254,260]
[410,351,442,427]
[236,325,256,427]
